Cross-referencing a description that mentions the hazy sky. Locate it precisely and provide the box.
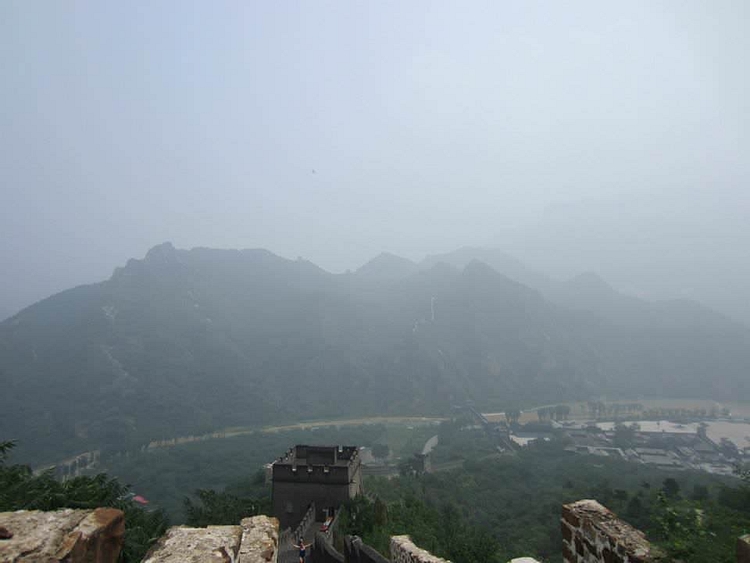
[1,1,748,316]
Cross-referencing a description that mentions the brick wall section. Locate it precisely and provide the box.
[390,536,451,563]
[738,534,750,563]
[312,531,345,563]
[561,499,658,563]
[142,515,278,563]
[0,507,124,563]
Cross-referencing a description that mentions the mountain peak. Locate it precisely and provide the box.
[145,241,177,262]
[355,252,419,280]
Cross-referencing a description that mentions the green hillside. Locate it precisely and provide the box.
[2,243,749,464]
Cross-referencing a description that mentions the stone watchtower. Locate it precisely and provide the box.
[271,445,363,529]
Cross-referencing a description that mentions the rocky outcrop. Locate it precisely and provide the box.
[0,507,124,563]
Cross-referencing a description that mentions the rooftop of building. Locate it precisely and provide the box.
[274,444,359,468]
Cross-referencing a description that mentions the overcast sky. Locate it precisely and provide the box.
[1,1,748,317]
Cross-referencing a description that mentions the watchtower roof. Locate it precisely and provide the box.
[274,445,358,468]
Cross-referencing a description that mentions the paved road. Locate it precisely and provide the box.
[145,416,446,451]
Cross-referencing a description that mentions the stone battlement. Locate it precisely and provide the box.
[272,463,353,483]
[5,498,750,562]
[272,445,361,485]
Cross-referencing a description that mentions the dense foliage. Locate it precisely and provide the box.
[182,465,271,527]
[183,488,271,527]
[338,495,504,563]
[0,441,168,562]
[361,421,750,562]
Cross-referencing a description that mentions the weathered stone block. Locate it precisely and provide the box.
[561,540,576,563]
[0,507,124,563]
[574,536,584,556]
[739,534,750,563]
[561,506,581,528]
[238,515,279,563]
[142,525,243,563]
[561,521,573,543]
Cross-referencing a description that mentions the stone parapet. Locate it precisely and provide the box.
[0,507,124,563]
[390,536,450,563]
[143,516,278,563]
[142,525,243,563]
[345,535,389,563]
[561,499,657,563]
[312,531,345,563]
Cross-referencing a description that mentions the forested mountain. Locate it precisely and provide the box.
[2,242,749,464]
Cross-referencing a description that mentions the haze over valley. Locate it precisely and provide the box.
[2,4,749,561]
[1,242,748,464]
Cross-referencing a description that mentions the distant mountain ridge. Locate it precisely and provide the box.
[1,243,748,464]
[354,252,420,281]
